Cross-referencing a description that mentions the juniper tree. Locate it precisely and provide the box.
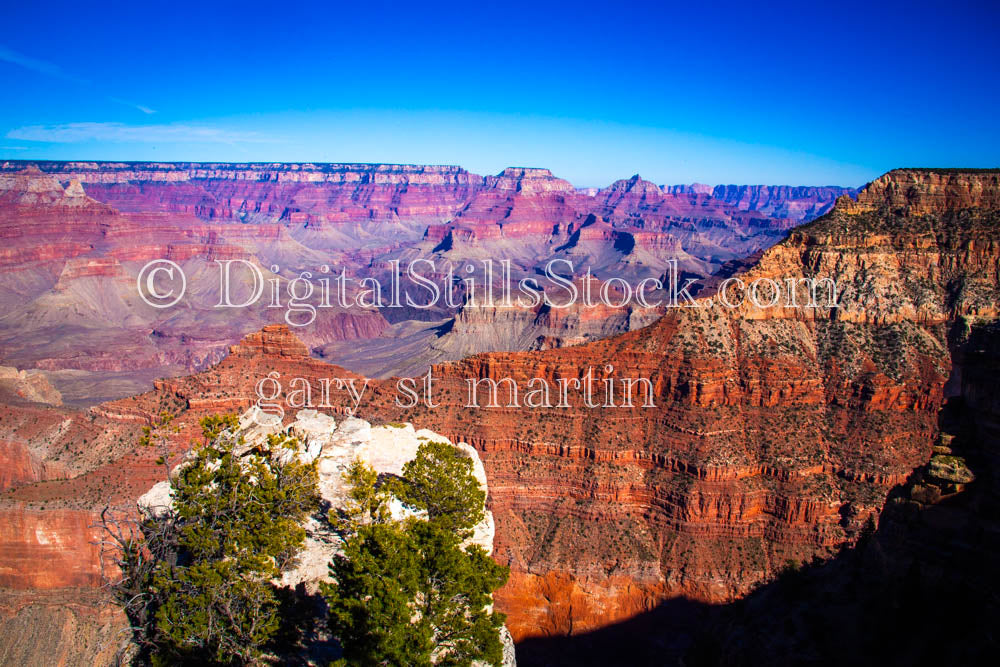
[391,439,486,536]
[100,414,320,665]
[323,442,509,666]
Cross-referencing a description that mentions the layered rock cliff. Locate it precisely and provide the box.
[0,161,844,405]
[3,166,979,663]
[32,163,995,644]
[350,168,1000,640]
[0,165,391,403]
[708,184,858,220]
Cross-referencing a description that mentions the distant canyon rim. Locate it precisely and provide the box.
[0,160,856,403]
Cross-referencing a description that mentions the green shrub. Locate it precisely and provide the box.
[324,442,508,666]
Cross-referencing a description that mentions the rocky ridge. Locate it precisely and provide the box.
[0,366,63,406]
[708,184,858,220]
[5,163,991,647]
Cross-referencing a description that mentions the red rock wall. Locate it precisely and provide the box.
[0,167,996,652]
[0,508,103,588]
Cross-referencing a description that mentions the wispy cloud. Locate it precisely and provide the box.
[7,122,276,145]
[0,45,88,84]
[0,146,29,150]
[1,44,155,114]
[108,97,156,115]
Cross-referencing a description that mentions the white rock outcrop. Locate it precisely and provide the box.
[265,410,497,589]
[137,479,172,516]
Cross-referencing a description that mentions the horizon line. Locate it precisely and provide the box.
[0,158,876,188]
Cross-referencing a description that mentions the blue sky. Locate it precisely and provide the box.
[1,0,997,187]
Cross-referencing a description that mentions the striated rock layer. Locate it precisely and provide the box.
[351,168,1000,639]
[705,184,858,221]
[27,162,992,643]
[0,168,992,660]
[0,161,847,404]
[0,165,391,403]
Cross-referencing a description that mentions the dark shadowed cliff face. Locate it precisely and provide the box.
[515,388,1000,666]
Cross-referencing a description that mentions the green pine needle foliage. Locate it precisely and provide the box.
[324,441,509,666]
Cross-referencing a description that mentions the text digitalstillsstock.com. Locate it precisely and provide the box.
[135,256,841,422]
[136,258,840,326]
